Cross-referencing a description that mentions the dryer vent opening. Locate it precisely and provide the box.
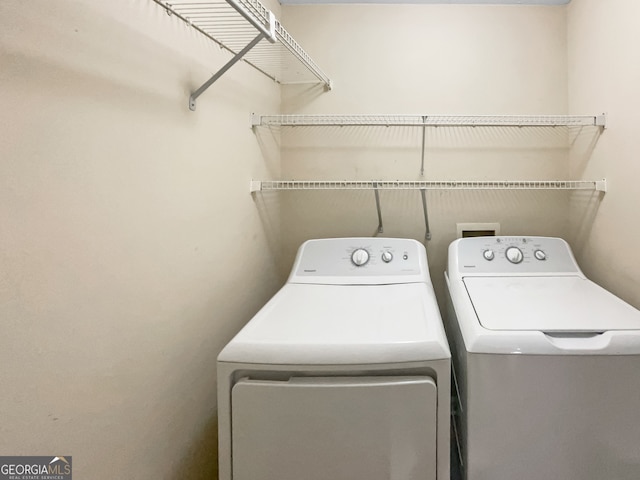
[462,230,495,238]
[456,223,500,239]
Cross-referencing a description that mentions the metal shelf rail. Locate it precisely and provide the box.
[152,0,332,111]
[251,114,606,176]
[250,115,606,240]
[250,179,607,193]
[251,114,606,128]
[250,179,607,241]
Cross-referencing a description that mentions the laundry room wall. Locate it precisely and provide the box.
[567,0,640,308]
[274,4,579,303]
[0,1,281,479]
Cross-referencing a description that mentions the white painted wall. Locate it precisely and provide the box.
[2,1,638,478]
[276,4,578,303]
[0,1,281,478]
[567,0,640,308]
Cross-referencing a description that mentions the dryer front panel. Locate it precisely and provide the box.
[231,376,437,480]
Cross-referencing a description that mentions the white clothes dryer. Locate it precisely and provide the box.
[218,238,450,480]
[445,236,640,480]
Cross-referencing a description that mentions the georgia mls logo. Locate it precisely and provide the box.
[0,456,72,480]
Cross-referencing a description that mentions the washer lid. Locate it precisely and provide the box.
[218,283,449,365]
[464,276,640,332]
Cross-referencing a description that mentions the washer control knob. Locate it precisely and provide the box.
[483,249,495,261]
[351,248,370,267]
[381,251,393,263]
[534,249,547,261]
[505,246,524,264]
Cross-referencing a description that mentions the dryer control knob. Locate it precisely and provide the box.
[534,249,547,261]
[505,246,524,264]
[351,248,370,266]
[381,251,393,263]
[483,249,495,261]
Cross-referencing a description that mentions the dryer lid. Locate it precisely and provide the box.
[463,276,640,332]
[218,283,450,365]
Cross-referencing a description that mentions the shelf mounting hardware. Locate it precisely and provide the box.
[420,189,432,242]
[152,0,331,110]
[188,0,276,111]
[420,116,427,177]
[419,115,430,240]
[373,182,384,235]
[190,32,271,111]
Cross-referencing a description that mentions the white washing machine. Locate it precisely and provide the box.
[218,237,450,480]
[445,236,640,480]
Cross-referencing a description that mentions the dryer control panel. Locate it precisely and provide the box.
[289,238,430,284]
[450,236,581,275]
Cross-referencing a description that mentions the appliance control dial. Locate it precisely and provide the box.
[534,249,547,261]
[505,246,524,264]
[351,248,370,266]
[381,251,393,263]
[483,249,495,261]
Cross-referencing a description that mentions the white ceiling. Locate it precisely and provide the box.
[281,0,570,4]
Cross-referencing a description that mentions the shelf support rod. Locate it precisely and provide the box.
[373,182,384,234]
[189,32,265,111]
[420,117,427,176]
[420,188,432,242]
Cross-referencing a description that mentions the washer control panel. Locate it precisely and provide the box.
[453,236,580,274]
[291,237,427,280]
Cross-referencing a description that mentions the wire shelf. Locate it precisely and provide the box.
[252,114,606,127]
[153,0,331,87]
[250,179,607,192]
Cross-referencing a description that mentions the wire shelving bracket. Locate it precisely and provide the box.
[250,179,607,241]
[152,0,332,111]
[249,114,606,240]
[250,179,608,193]
[251,114,607,128]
